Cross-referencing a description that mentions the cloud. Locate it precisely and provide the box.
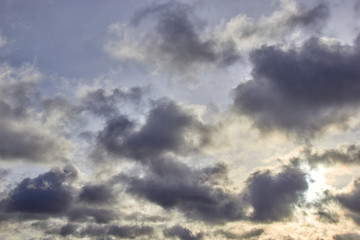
[0,63,73,162]
[108,225,154,238]
[315,208,340,224]
[105,1,240,80]
[215,228,264,239]
[244,166,308,221]
[58,223,77,237]
[216,1,329,50]
[46,223,154,238]
[0,165,77,221]
[0,165,121,228]
[233,35,360,137]
[336,178,360,224]
[122,158,244,223]
[304,144,360,166]
[80,86,147,118]
[93,98,213,162]
[163,225,203,240]
[0,124,59,162]
[333,233,360,240]
[66,206,116,224]
[78,184,114,205]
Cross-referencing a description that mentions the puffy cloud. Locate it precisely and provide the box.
[233,35,360,137]
[315,208,340,224]
[336,178,360,225]
[105,1,240,80]
[215,228,264,239]
[0,63,72,162]
[66,207,116,224]
[80,86,147,118]
[244,166,308,221]
[305,144,360,166]
[78,184,114,205]
[122,158,244,223]
[0,166,77,220]
[93,98,213,162]
[46,223,154,238]
[107,225,154,238]
[216,1,329,50]
[333,233,360,240]
[163,225,203,240]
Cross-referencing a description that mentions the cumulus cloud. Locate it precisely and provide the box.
[233,35,360,137]
[66,206,116,224]
[105,1,240,80]
[304,144,360,166]
[80,86,147,118]
[93,98,213,162]
[0,166,77,221]
[217,1,329,49]
[336,178,360,225]
[78,184,115,205]
[244,166,308,221]
[215,228,264,239]
[315,208,340,224]
[121,153,307,223]
[333,233,360,240]
[0,165,122,229]
[46,223,154,238]
[163,225,203,240]
[0,63,73,162]
[122,158,244,223]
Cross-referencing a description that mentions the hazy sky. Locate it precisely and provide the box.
[1,0,360,239]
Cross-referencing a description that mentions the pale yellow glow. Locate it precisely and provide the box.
[306,165,327,202]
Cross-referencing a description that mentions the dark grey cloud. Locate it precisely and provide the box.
[67,206,116,224]
[107,1,240,78]
[163,225,203,240]
[244,166,308,222]
[41,86,148,121]
[283,144,360,168]
[108,225,154,238]
[79,184,114,205]
[59,223,77,237]
[122,158,244,223]
[0,123,58,162]
[305,144,360,166]
[333,233,360,240]
[0,65,73,163]
[0,77,38,118]
[336,178,360,224]
[93,98,212,162]
[215,228,264,239]
[233,35,360,136]
[41,96,78,120]
[81,86,147,118]
[315,208,340,224]
[124,212,167,223]
[0,77,55,162]
[48,223,154,239]
[0,165,77,220]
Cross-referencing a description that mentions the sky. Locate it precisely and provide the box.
[0,0,360,239]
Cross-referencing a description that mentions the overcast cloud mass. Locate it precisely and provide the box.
[1,0,360,239]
